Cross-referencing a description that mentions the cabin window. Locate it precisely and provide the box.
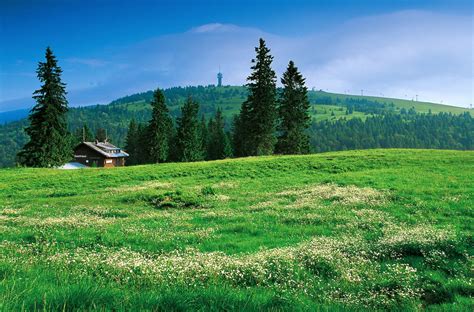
[105,159,113,164]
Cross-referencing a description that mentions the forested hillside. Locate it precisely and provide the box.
[0,85,471,167]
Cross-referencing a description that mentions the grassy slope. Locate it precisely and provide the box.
[368,96,469,114]
[0,149,472,311]
[114,86,471,120]
[307,91,470,115]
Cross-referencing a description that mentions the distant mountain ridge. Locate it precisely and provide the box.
[0,109,29,124]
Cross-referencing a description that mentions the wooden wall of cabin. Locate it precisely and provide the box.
[103,157,126,168]
[74,145,105,167]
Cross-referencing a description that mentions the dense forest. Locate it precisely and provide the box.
[1,84,472,167]
[310,111,473,152]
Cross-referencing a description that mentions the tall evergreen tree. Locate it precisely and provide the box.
[176,97,203,162]
[95,128,107,142]
[146,89,173,163]
[17,47,72,167]
[82,124,94,142]
[276,61,311,154]
[167,124,179,162]
[208,108,232,160]
[200,115,208,160]
[125,119,139,165]
[231,114,246,157]
[125,122,149,165]
[224,131,233,158]
[135,123,149,164]
[235,38,277,156]
[206,117,214,159]
[73,124,93,145]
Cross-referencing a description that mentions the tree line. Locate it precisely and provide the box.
[123,38,311,165]
[310,111,473,152]
[232,39,311,157]
[12,41,473,168]
[124,94,233,165]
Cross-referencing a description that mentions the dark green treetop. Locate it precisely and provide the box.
[176,97,203,162]
[74,123,94,144]
[276,60,311,154]
[200,114,208,159]
[207,108,232,160]
[95,128,107,142]
[146,89,173,163]
[125,119,140,165]
[236,38,277,156]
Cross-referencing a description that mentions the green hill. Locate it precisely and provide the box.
[108,85,470,116]
[307,91,470,115]
[0,85,471,167]
[0,149,472,310]
[101,85,470,120]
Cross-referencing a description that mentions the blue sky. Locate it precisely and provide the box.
[0,0,472,111]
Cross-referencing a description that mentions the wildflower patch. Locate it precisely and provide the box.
[377,225,458,258]
[107,181,173,193]
[1,221,468,310]
[278,183,387,208]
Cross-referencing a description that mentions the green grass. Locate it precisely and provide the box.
[0,149,473,311]
[307,91,470,115]
[309,104,368,121]
[363,95,469,114]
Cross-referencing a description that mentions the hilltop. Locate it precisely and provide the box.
[90,85,471,119]
[0,86,469,124]
[0,149,472,310]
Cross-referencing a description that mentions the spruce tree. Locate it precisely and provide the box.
[231,113,245,157]
[208,108,232,160]
[125,119,139,165]
[135,123,149,164]
[73,123,93,144]
[206,117,215,159]
[235,38,277,156]
[146,89,173,163]
[126,122,149,165]
[200,115,208,160]
[17,47,71,167]
[276,61,311,154]
[95,128,107,142]
[167,125,179,162]
[82,124,93,141]
[176,97,203,162]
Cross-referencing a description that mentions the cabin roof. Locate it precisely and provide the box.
[78,141,129,158]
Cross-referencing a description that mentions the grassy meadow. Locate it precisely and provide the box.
[0,149,473,311]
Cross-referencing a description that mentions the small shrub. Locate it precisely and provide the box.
[150,191,203,209]
[201,186,216,196]
[47,191,77,198]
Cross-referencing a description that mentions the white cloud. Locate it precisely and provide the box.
[66,57,109,67]
[1,10,472,111]
[299,10,473,105]
[189,23,244,34]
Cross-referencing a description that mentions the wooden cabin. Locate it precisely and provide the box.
[73,141,129,167]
